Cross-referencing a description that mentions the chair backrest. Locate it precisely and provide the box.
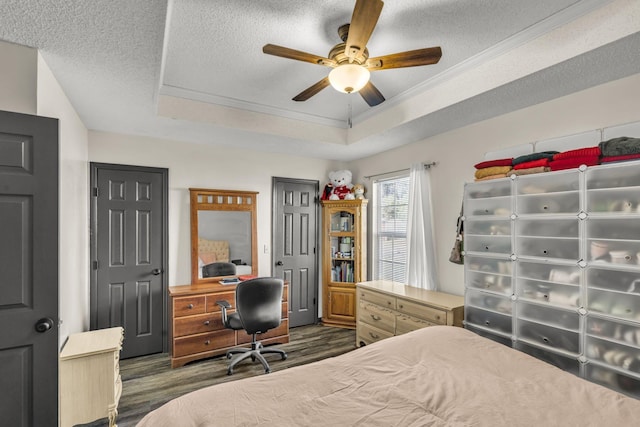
[235,277,283,335]
[202,262,236,278]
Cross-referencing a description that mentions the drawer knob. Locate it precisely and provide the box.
[399,304,403,309]
[204,320,210,326]
[387,301,392,305]
[187,303,194,309]
[542,337,549,343]
[370,314,381,321]
[369,332,379,339]
[204,340,211,345]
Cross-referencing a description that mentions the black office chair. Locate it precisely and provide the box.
[202,261,236,278]
[216,277,287,375]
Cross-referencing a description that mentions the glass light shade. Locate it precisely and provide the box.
[328,64,370,94]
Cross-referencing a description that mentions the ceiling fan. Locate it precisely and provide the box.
[262,0,442,107]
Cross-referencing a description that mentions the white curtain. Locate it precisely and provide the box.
[405,163,438,290]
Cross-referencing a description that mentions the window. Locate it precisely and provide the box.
[372,174,410,282]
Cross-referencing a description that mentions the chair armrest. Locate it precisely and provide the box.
[216,300,231,309]
[216,300,232,324]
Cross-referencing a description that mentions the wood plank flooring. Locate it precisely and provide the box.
[86,324,356,427]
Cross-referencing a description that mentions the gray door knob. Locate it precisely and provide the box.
[35,317,54,333]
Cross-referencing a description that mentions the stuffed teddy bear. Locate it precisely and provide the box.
[352,183,365,200]
[322,170,355,200]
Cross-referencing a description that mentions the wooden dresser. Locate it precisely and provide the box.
[356,281,464,346]
[59,327,124,427]
[169,282,289,368]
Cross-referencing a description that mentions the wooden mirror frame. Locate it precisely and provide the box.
[190,188,258,284]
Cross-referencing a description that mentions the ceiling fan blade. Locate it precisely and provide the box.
[366,46,442,71]
[345,0,384,63]
[292,77,331,102]
[359,81,385,106]
[263,44,336,67]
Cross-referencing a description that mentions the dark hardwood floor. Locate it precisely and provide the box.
[87,324,356,427]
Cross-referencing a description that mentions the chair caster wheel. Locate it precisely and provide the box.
[227,354,232,359]
[265,368,271,374]
[282,354,287,360]
[227,369,233,376]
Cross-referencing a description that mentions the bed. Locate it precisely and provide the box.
[137,326,639,426]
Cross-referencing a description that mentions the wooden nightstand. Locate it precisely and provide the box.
[59,327,124,427]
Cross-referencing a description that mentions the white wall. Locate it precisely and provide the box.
[36,54,90,345]
[349,72,640,297]
[88,131,339,288]
[0,40,36,115]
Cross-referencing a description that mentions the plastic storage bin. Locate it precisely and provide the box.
[515,341,580,375]
[516,260,581,308]
[465,255,513,295]
[465,306,512,335]
[517,319,580,354]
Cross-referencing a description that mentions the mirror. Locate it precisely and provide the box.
[190,188,258,284]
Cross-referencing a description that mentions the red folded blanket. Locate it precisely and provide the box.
[549,155,600,171]
[474,158,513,169]
[600,153,640,163]
[513,158,550,170]
[552,146,601,160]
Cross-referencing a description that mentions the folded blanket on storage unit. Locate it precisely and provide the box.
[599,136,640,156]
[552,146,601,160]
[512,151,558,165]
[474,165,512,179]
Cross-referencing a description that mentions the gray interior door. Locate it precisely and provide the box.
[273,178,319,327]
[91,163,168,359]
[0,110,59,426]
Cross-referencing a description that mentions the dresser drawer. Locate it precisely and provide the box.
[359,289,396,310]
[396,314,437,334]
[397,299,447,325]
[173,329,236,357]
[173,312,225,337]
[173,295,206,317]
[358,300,395,333]
[357,322,393,346]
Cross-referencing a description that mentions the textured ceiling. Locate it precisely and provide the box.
[0,0,638,160]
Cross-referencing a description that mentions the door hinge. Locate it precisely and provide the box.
[93,187,99,197]
[93,260,99,270]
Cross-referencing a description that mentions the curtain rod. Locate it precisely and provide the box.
[364,162,437,179]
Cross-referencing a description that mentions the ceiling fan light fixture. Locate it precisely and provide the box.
[328,64,370,94]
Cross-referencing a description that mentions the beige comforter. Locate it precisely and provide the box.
[137,326,640,426]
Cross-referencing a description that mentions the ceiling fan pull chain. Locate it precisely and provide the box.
[348,98,353,129]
